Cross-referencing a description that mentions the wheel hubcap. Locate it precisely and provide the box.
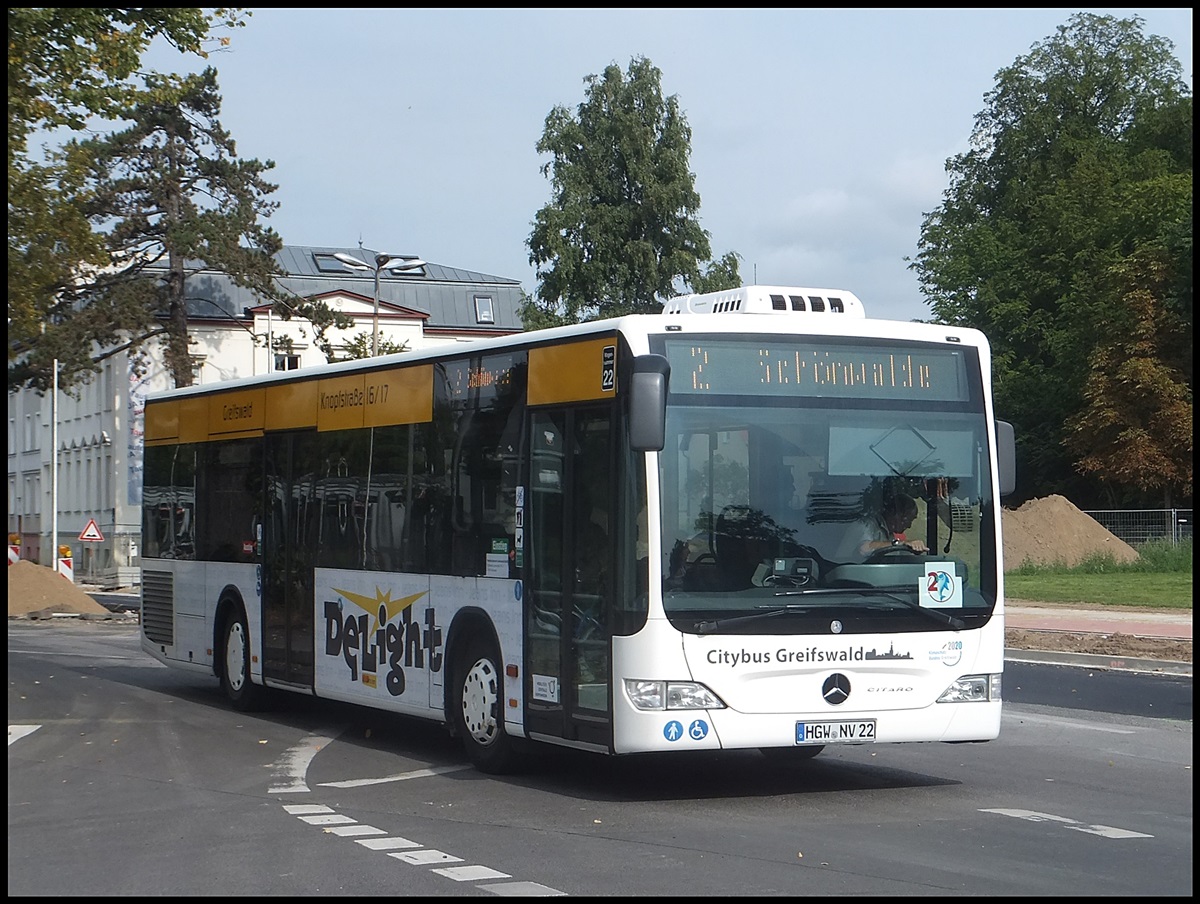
[226,622,246,691]
[461,657,499,745]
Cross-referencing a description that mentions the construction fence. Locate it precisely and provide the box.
[1082,508,1193,547]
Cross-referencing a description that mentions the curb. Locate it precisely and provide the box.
[1005,647,1192,677]
[10,609,140,622]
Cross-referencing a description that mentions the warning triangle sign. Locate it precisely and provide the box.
[79,519,105,542]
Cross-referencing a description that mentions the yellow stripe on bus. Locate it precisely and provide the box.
[266,380,319,430]
[207,388,265,438]
[528,336,617,405]
[180,395,211,443]
[144,400,180,441]
[364,364,433,427]
[146,364,437,442]
[317,374,366,431]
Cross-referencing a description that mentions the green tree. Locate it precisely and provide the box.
[525,55,740,326]
[910,13,1191,507]
[336,332,410,361]
[12,66,283,390]
[8,8,248,388]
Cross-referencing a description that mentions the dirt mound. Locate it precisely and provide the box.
[1006,628,1190,663]
[8,560,111,616]
[1002,494,1138,569]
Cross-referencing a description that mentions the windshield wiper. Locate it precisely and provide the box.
[695,603,815,635]
[853,586,966,630]
[695,587,965,634]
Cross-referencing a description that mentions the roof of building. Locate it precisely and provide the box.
[172,244,526,333]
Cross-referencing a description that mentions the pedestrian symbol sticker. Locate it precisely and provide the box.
[664,720,684,742]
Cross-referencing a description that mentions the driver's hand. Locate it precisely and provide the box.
[906,540,929,553]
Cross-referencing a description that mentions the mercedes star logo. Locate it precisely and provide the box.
[822,672,851,705]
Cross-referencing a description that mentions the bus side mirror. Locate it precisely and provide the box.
[995,420,1016,497]
[629,354,669,452]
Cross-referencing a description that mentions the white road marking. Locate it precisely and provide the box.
[269,734,338,793]
[435,865,512,882]
[325,824,386,837]
[389,849,464,865]
[981,808,1153,839]
[284,801,567,895]
[298,813,356,825]
[318,764,471,788]
[478,881,567,896]
[282,804,333,815]
[355,836,423,851]
[8,724,41,746]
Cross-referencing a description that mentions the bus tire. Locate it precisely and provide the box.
[220,606,266,712]
[453,635,517,774]
[760,745,825,761]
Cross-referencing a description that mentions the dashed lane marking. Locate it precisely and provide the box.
[282,801,566,895]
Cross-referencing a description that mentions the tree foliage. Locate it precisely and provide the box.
[11,65,283,390]
[8,8,248,385]
[910,13,1192,507]
[336,332,410,361]
[525,55,740,326]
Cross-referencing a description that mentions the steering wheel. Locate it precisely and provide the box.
[864,544,926,564]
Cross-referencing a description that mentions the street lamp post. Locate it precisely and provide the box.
[333,251,426,356]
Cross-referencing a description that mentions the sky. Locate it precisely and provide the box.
[148,8,1192,323]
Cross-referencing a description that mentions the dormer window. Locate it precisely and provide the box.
[474,294,495,324]
[313,252,352,273]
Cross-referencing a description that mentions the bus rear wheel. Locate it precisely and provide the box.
[221,607,266,712]
[453,636,517,774]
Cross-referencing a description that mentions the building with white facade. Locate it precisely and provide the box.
[7,244,525,586]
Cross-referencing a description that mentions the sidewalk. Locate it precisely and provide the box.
[1006,603,1192,641]
[1006,602,1191,676]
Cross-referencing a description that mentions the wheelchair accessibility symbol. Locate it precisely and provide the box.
[664,719,710,742]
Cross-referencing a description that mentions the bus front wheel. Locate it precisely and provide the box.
[453,636,517,774]
[221,607,266,712]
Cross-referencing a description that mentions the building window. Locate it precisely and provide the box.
[275,354,300,371]
[474,294,495,325]
[314,252,354,273]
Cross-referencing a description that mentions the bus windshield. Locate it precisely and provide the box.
[655,336,1000,634]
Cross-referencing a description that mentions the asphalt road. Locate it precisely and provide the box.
[8,619,1193,897]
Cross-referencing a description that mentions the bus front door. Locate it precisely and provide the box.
[525,408,613,750]
[261,432,318,689]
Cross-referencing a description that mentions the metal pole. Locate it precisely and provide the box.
[372,265,381,356]
[51,358,58,569]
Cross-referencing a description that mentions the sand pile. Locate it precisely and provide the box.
[8,560,113,616]
[1001,494,1139,569]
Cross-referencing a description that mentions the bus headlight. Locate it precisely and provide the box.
[937,673,1002,703]
[624,679,726,711]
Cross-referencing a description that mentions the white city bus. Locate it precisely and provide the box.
[140,285,1016,773]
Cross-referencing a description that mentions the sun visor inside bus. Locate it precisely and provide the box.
[629,354,669,452]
